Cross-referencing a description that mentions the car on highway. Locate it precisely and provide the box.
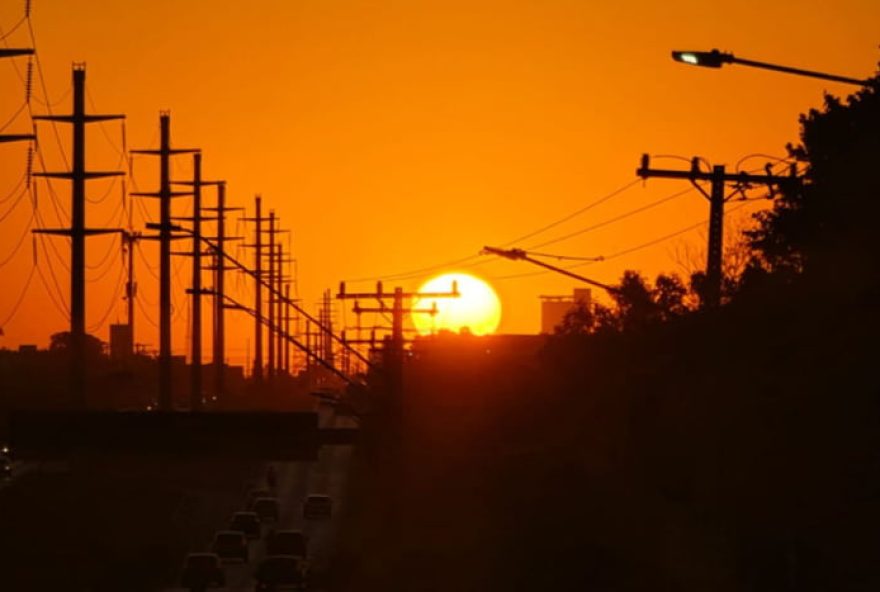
[246,487,272,507]
[229,511,261,539]
[255,555,308,591]
[0,455,11,480]
[180,552,225,591]
[303,494,332,520]
[252,496,280,523]
[266,529,308,558]
[210,530,249,563]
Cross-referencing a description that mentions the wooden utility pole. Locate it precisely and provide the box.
[171,153,219,410]
[132,112,197,410]
[202,183,243,401]
[242,196,270,381]
[337,281,457,406]
[32,65,124,408]
[637,154,798,308]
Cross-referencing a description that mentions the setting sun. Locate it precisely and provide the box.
[412,273,502,336]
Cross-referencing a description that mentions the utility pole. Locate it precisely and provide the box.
[267,211,276,380]
[637,154,798,308]
[132,113,197,410]
[122,230,140,349]
[276,245,293,376]
[283,283,291,375]
[32,65,124,408]
[337,282,457,407]
[202,183,243,401]
[171,153,216,410]
[260,213,290,383]
[322,289,334,366]
[241,196,270,381]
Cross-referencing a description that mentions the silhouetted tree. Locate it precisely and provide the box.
[555,300,596,335]
[555,271,692,336]
[746,72,880,292]
[49,331,106,361]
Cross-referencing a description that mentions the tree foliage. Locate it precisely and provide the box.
[747,72,880,291]
[49,331,106,360]
[555,271,690,336]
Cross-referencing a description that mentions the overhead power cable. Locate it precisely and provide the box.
[489,201,752,282]
[0,262,36,328]
[343,178,642,283]
[525,185,696,251]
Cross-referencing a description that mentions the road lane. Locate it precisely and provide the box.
[164,403,353,592]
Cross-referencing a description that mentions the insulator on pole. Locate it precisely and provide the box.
[26,145,34,188]
[25,59,34,104]
[25,0,31,19]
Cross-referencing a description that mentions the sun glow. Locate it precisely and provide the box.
[412,273,502,336]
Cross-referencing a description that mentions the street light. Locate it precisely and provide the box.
[671,48,870,87]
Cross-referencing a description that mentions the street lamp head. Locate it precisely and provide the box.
[671,49,733,68]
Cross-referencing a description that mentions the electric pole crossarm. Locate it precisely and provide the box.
[636,154,798,186]
[33,171,124,180]
[637,166,793,186]
[0,134,35,143]
[176,180,226,187]
[0,49,34,58]
[33,114,124,124]
[130,148,198,156]
[131,191,194,198]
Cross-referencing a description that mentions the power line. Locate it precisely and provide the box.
[135,289,159,328]
[25,13,70,169]
[0,208,33,267]
[0,168,27,204]
[523,250,605,261]
[488,201,753,281]
[33,207,70,271]
[0,101,27,132]
[525,185,696,251]
[501,178,641,247]
[34,236,70,318]
[0,16,27,41]
[0,260,36,328]
[0,186,28,223]
[344,179,643,283]
[87,259,126,333]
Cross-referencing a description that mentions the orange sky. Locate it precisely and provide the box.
[1,0,878,368]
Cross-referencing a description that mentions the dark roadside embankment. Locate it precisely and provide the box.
[330,289,880,591]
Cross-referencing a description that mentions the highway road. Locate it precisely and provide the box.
[164,403,354,592]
